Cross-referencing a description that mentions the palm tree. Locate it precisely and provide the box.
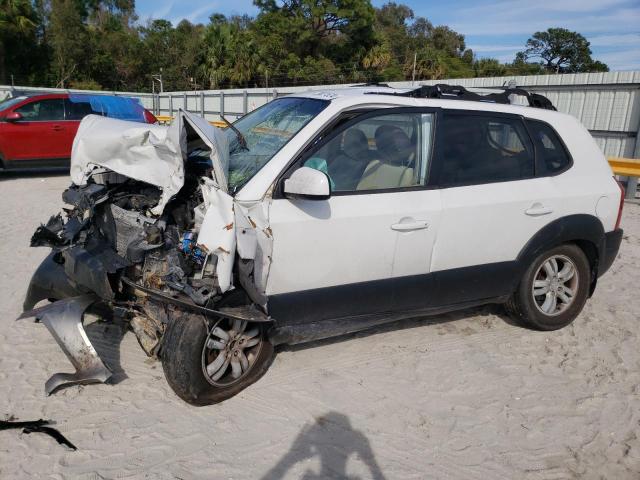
[0,0,37,84]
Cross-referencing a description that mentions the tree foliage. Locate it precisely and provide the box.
[516,27,609,74]
[0,1,609,91]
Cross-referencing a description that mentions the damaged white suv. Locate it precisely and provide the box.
[21,84,624,405]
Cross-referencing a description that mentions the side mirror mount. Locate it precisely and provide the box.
[5,111,22,122]
[284,166,331,200]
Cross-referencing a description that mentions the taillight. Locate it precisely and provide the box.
[614,177,625,230]
[144,110,158,124]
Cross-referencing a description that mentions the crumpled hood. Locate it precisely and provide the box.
[70,109,229,215]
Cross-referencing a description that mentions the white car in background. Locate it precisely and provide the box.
[22,84,624,405]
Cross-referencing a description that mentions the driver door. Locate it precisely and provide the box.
[266,109,441,325]
[7,98,68,163]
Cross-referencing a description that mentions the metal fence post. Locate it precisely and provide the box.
[273,89,278,99]
[629,120,640,200]
[183,92,187,111]
[169,94,173,117]
[626,177,639,200]
[220,91,225,118]
[243,90,248,115]
[200,91,205,116]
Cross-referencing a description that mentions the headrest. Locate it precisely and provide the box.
[375,125,413,166]
[343,128,369,159]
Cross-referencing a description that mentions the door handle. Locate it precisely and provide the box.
[525,204,553,216]
[52,125,63,131]
[391,220,429,231]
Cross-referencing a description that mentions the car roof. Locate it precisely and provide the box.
[288,86,566,122]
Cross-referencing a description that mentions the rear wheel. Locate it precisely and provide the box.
[506,244,590,331]
[161,311,274,405]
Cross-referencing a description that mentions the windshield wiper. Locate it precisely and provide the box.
[221,114,249,151]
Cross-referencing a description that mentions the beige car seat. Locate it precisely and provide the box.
[357,125,415,190]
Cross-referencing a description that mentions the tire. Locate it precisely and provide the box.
[506,244,590,331]
[161,310,275,406]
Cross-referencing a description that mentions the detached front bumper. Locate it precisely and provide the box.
[23,252,87,311]
[18,294,112,395]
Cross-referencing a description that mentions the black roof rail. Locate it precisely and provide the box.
[365,83,556,111]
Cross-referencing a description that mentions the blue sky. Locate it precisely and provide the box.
[136,0,640,71]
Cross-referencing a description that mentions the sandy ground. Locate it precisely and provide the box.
[0,172,638,480]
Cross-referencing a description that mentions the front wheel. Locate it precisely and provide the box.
[161,311,275,405]
[506,244,590,331]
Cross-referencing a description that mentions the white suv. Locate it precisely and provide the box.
[23,84,624,405]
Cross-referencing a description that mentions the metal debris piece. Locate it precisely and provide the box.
[0,419,77,451]
[18,295,113,395]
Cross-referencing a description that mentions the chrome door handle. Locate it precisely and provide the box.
[391,220,429,231]
[525,204,553,216]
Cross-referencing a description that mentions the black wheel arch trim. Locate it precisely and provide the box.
[515,214,606,295]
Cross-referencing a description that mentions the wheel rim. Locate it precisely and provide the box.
[532,254,579,316]
[201,318,263,387]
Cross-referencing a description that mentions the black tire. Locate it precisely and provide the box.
[161,311,275,406]
[506,244,590,331]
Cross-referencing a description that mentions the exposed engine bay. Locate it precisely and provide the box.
[21,110,273,395]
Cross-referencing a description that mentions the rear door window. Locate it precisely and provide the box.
[15,99,65,121]
[64,98,102,120]
[436,113,535,186]
[526,119,572,175]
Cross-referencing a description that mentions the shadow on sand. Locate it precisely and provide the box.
[260,411,386,480]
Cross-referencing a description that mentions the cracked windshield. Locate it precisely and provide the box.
[225,97,328,193]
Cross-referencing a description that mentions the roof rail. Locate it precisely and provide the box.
[366,83,557,111]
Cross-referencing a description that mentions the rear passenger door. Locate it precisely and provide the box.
[429,111,560,304]
[63,98,101,150]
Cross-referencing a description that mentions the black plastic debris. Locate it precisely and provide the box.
[0,419,77,451]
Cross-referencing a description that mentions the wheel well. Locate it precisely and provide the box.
[568,239,599,296]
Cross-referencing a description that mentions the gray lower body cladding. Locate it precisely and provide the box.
[18,295,113,395]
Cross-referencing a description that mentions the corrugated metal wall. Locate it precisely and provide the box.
[0,85,156,110]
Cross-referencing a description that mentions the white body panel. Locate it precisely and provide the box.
[431,178,560,272]
[266,190,441,295]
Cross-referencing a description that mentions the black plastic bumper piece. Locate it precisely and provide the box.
[23,252,87,311]
[598,228,623,277]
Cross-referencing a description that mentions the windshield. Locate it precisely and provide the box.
[0,96,28,112]
[226,97,328,192]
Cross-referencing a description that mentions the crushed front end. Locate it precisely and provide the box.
[21,110,272,395]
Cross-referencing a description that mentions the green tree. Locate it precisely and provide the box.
[516,27,608,73]
[473,58,506,77]
[253,0,376,81]
[0,0,39,84]
[49,0,89,87]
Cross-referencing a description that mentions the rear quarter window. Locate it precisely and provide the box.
[65,99,102,120]
[437,112,535,186]
[526,119,572,175]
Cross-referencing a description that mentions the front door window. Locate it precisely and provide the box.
[305,112,435,193]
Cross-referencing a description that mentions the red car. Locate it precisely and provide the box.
[0,92,157,169]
